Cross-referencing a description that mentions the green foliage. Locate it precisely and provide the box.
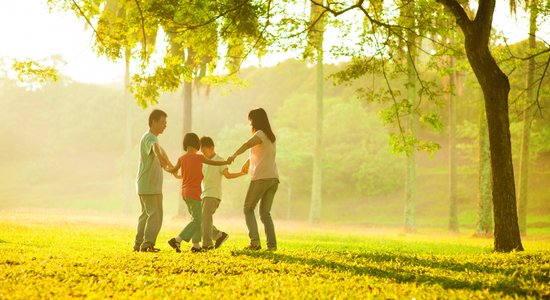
[47,0,270,106]
[0,213,549,299]
[273,94,404,197]
[130,56,191,108]
[11,59,59,87]
[387,132,441,157]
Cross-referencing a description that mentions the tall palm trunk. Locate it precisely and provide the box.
[178,48,195,216]
[308,1,325,222]
[476,101,493,236]
[404,36,417,232]
[518,0,538,235]
[124,47,133,213]
[309,48,323,222]
[448,55,459,232]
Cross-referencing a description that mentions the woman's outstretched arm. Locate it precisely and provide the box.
[203,157,229,166]
[228,135,261,163]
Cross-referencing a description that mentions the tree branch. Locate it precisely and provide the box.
[310,0,364,17]
[474,0,496,44]
[165,1,249,34]
[435,0,472,33]
[535,54,549,118]
[134,0,147,59]
[70,0,103,45]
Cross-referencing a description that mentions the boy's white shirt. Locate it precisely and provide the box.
[201,153,227,199]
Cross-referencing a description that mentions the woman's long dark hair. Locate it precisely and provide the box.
[248,108,276,143]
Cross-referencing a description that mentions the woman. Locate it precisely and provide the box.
[229,108,279,251]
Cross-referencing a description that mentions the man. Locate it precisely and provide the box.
[133,109,173,252]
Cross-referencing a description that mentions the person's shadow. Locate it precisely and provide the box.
[232,250,546,298]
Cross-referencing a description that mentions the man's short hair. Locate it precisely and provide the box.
[200,136,215,148]
[149,109,167,126]
[183,133,201,151]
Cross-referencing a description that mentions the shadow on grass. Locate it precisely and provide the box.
[233,250,545,298]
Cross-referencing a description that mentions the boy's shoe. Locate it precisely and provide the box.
[215,232,229,249]
[202,245,214,251]
[168,238,181,253]
[191,246,206,253]
[244,244,261,251]
[140,246,160,252]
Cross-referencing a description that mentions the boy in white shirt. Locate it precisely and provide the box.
[200,136,249,250]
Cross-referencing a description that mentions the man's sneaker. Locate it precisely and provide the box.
[191,246,206,253]
[140,246,160,252]
[215,232,229,249]
[266,247,277,252]
[244,244,261,251]
[168,238,181,253]
[202,245,214,251]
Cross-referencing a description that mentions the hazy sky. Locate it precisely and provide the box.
[0,0,545,84]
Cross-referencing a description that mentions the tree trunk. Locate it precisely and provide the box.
[448,55,459,232]
[309,49,323,222]
[183,80,193,134]
[176,79,193,216]
[177,49,194,216]
[518,108,533,236]
[404,43,417,233]
[287,181,292,220]
[518,0,538,236]
[308,1,325,223]
[124,47,133,213]
[476,101,493,236]
[465,41,523,252]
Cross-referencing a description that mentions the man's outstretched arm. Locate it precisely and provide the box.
[152,143,174,170]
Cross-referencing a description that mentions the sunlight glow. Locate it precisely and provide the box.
[0,0,546,84]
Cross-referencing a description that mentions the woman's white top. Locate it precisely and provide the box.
[250,130,279,181]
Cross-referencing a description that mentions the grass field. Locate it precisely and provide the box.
[0,210,549,299]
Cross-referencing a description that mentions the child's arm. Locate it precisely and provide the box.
[203,157,230,166]
[223,159,249,179]
[173,172,182,179]
[228,136,261,163]
[223,168,246,179]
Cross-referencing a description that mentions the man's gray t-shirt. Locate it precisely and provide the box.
[136,131,163,195]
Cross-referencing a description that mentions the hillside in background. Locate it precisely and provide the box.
[0,58,548,231]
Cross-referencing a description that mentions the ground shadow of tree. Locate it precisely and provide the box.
[232,250,547,298]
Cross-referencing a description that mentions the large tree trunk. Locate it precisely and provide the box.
[439,0,523,252]
[465,43,523,252]
[448,55,459,233]
[404,42,417,233]
[518,1,538,236]
[476,101,493,236]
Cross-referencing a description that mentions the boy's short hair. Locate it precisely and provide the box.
[200,136,215,148]
[148,109,167,126]
[183,133,200,151]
